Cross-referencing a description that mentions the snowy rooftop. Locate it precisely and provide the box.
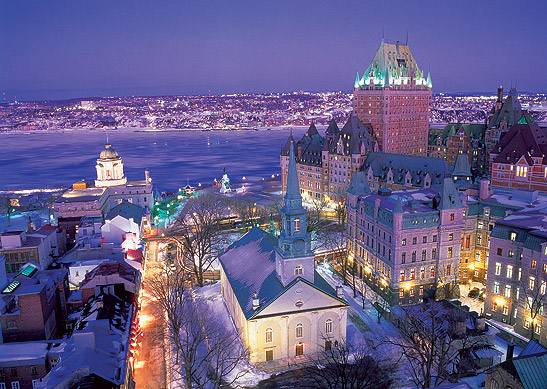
[0,341,49,367]
[219,226,343,320]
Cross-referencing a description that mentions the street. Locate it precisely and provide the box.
[134,240,168,389]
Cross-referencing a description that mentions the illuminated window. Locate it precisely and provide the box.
[430,266,435,278]
[450,213,455,221]
[504,285,512,298]
[446,265,451,276]
[448,247,453,257]
[402,238,407,246]
[524,318,530,329]
[492,301,498,311]
[503,305,509,315]
[265,328,273,343]
[409,288,414,297]
[542,281,546,295]
[296,323,303,338]
[494,282,500,294]
[530,277,535,290]
[532,260,537,269]
[507,265,513,279]
[295,265,303,275]
[495,262,501,275]
[411,269,415,280]
[399,289,404,298]
[449,233,453,241]
[294,218,300,232]
[419,286,424,296]
[400,270,405,282]
[420,267,425,279]
[510,232,517,241]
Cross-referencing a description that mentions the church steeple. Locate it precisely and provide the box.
[275,141,314,286]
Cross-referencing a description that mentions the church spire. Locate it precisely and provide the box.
[285,141,302,209]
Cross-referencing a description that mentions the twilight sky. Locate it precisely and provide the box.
[1,0,546,101]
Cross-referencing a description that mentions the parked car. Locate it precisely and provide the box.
[468,287,480,298]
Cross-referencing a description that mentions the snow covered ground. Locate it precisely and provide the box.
[189,282,270,387]
[458,281,486,315]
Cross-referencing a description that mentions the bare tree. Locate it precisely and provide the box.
[335,202,347,227]
[297,338,395,389]
[520,266,547,340]
[147,265,249,388]
[307,197,329,233]
[383,301,492,388]
[318,225,349,285]
[169,194,229,287]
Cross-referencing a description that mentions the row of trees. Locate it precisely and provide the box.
[163,193,349,287]
[146,264,249,388]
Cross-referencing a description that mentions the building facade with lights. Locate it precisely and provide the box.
[54,144,153,246]
[281,117,377,204]
[489,116,547,193]
[346,174,464,305]
[485,208,547,346]
[353,39,432,156]
[222,143,348,364]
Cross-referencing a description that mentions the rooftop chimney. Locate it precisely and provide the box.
[336,283,343,298]
[252,293,260,310]
[507,342,515,360]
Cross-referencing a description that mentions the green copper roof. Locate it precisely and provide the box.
[518,115,535,124]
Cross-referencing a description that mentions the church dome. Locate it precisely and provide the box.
[99,144,119,159]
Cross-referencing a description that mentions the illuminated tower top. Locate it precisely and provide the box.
[354,39,432,90]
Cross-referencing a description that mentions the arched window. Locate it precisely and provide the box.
[265,328,273,343]
[296,323,303,338]
[325,319,333,334]
[295,265,303,275]
[294,218,300,232]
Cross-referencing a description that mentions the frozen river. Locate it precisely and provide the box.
[0,128,309,191]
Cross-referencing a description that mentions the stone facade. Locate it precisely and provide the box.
[346,176,464,305]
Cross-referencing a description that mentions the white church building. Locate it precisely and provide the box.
[220,142,348,365]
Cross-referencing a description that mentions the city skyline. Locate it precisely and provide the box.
[1,0,547,101]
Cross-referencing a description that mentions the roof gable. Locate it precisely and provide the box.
[254,276,347,318]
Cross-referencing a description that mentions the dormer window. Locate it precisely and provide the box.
[295,265,303,275]
[510,232,517,241]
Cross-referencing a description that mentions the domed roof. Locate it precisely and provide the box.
[99,144,119,159]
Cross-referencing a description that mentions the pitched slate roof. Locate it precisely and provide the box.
[105,200,144,225]
[453,155,472,177]
[489,88,523,130]
[219,227,346,320]
[362,152,452,188]
[435,178,464,210]
[347,171,371,197]
[325,118,340,135]
[328,116,376,155]
[429,123,486,146]
[491,118,547,165]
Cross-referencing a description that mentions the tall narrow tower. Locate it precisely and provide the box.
[275,142,314,286]
[353,39,432,155]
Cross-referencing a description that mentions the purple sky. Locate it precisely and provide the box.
[1,0,546,101]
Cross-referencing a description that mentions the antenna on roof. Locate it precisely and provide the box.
[105,128,109,144]
[382,26,385,43]
[406,29,409,45]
